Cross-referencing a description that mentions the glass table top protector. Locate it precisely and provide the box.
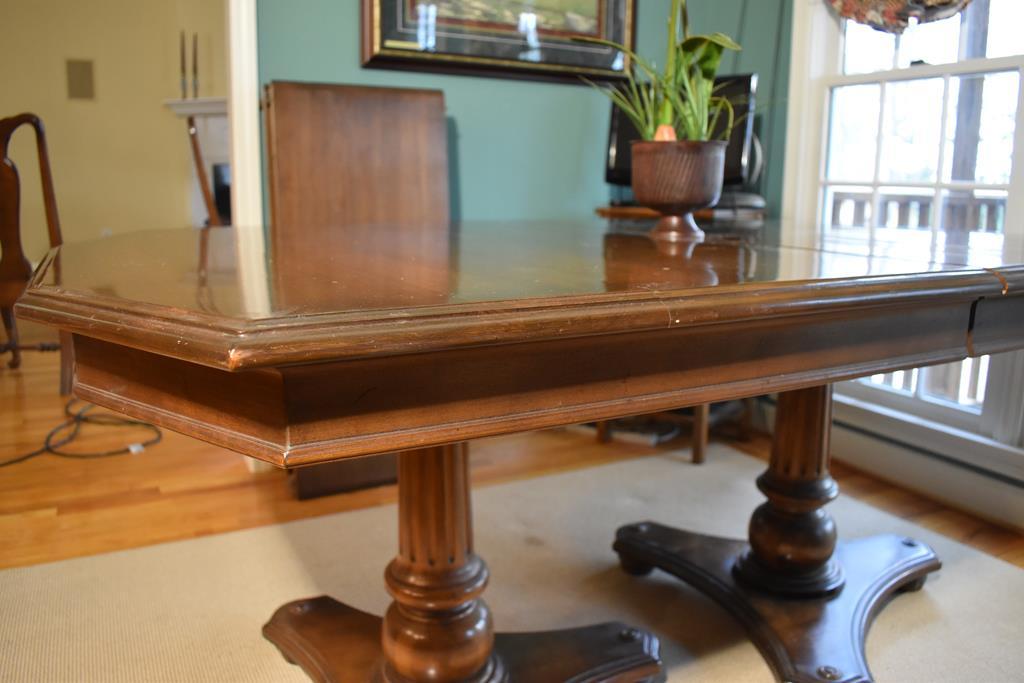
[38,219,1010,323]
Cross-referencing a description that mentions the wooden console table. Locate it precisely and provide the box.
[17,220,1024,682]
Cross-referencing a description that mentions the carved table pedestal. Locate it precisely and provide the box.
[266,444,661,682]
[614,386,940,683]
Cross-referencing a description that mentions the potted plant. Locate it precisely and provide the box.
[583,0,741,242]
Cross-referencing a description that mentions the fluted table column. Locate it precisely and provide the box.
[265,443,661,682]
[383,444,498,681]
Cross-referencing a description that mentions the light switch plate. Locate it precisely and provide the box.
[66,59,95,100]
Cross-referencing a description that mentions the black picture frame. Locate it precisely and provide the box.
[361,0,636,83]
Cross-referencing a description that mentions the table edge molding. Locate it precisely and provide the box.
[16,269,1006,370]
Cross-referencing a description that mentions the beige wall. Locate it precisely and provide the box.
[1,0,226,260]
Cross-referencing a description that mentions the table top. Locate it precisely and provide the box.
[17,220,1022,371]
[16,219,1024,464]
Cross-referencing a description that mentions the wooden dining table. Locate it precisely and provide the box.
[16,219,1024,683]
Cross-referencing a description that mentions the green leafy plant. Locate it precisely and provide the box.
[580,0,741,142]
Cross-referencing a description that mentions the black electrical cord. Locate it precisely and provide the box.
[0,399,162,468]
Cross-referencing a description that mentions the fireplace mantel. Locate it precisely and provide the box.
[163,97,227,118]
[163,98,229,227]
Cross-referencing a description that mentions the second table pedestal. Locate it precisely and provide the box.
[614,385,940,683]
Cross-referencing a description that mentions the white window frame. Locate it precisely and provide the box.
[838,364,986,433]
[781,0,1024,520]
[783,0,1024,262]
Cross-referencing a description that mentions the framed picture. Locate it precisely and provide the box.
[361,1,636,83]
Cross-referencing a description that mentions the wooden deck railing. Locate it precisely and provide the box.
[829,190,1005,234]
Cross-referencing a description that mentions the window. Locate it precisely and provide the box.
[784,0,1024,449]
[824,3,1020,256]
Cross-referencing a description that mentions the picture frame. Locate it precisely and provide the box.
[361,1,636,83]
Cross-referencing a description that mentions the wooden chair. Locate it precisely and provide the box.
[186,115,224,227]
[1,113,73,394]
[263,81,450,498]
[595,405,712,462]
[596,401,755,464]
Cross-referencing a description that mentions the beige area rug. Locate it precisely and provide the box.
[2,443,1022,682]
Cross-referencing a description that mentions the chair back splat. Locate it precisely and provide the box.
[1,113,72,392]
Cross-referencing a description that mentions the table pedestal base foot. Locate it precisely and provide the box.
[613,523,940,683]
[264,596,662,683]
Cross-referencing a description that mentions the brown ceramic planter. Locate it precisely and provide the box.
[631,140,727,242]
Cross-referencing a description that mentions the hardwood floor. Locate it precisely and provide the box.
[2,348,1022,571]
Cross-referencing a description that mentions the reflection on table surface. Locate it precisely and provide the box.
[40,219,1018,321]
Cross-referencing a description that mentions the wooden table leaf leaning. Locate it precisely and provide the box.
[16,220,1024,682]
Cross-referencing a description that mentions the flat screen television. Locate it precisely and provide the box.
[605,73,758,188]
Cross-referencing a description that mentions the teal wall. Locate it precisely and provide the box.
[687,0,794,221]
[257,1,791,222]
